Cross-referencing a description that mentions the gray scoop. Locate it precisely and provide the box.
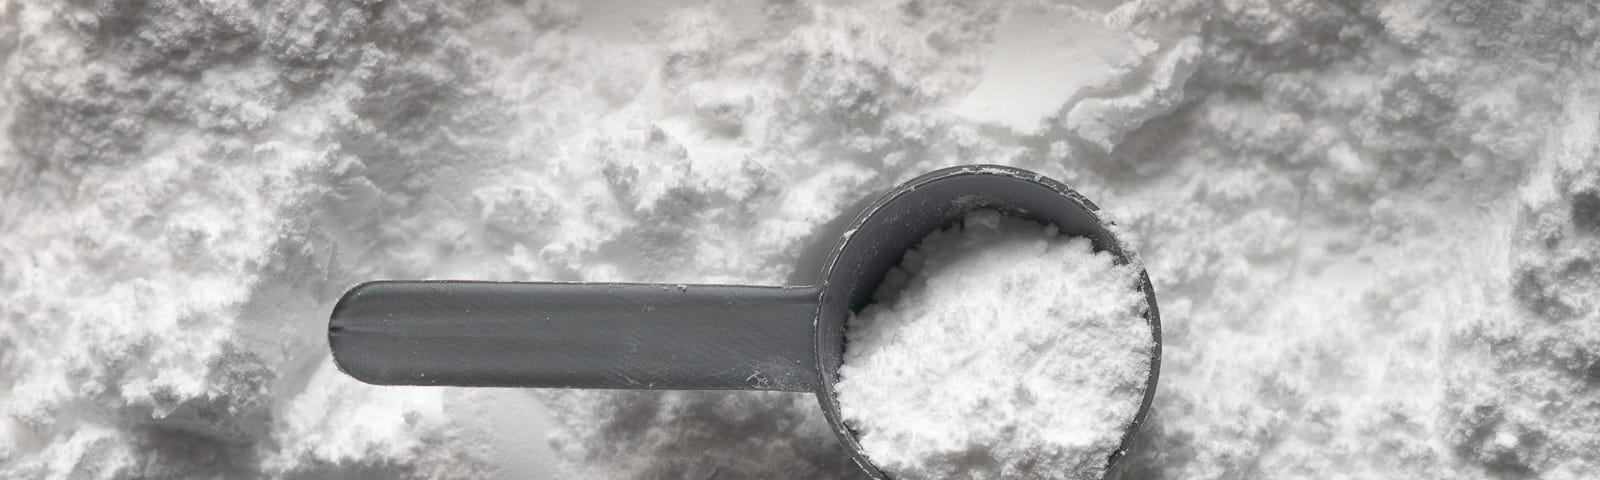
[329,164,1162,478]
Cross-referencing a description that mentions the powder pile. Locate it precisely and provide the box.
[836,210,1152,480]
[3,0,1599,478]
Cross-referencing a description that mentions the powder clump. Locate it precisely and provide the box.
[836,210,1153,480]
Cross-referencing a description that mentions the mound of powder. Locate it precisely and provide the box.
[835,210,1153,480]
[7,0,1600,478]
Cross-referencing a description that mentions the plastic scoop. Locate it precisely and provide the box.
[328,164,1162,478]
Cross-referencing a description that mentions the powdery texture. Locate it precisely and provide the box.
[2,0,1599,478]
[836,211,1152,480]
[0,0,555,477]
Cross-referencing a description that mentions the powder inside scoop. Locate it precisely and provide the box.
[835,210,1154,480]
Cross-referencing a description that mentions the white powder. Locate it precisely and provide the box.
[4,0,1600,479]
[836,211,1152,480]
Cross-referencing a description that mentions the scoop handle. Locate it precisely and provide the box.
[328,281,820,392]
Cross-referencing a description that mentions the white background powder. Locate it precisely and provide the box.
[1,0,1597,478]
[837,211,1151,480]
